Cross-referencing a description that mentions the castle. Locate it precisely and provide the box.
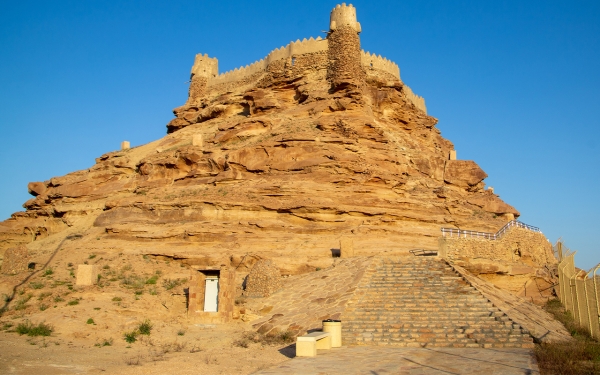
[170,3,426,134]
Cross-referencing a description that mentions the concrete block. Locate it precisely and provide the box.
[316,334,332,350]
[296,332,331,357]
[340,238,354,258]
[296,339,317,357]
[192,134,203,147]
[76,265,100,286]
[121,141,130,150]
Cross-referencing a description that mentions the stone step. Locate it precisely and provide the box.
[341,258,533,349]
[343,321,518,329]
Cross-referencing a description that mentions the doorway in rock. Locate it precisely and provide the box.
[202,270,220,312]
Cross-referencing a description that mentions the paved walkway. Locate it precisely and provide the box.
[253,346,539,375]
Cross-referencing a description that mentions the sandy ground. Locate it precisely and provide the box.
[0,324,293,375]
[0,251,294,375]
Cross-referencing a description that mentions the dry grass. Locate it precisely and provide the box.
[234,330,295,348]
[535,299,600,374]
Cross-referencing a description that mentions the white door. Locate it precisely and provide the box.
[203,278,219,312]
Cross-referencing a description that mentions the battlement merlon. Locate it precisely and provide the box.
[330,3,361,33]
[191,53,218,79]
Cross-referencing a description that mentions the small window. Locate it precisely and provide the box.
[291,57,296,66]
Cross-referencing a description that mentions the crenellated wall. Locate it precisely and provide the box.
[403,85,427,114]
[191,53,218,79]
[330,3,361,33]
[360,51,426,113]
[207,37,328,87]
[361,51,400,79]
[184,3,427,114]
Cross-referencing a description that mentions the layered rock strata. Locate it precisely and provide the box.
[1,4,534,280]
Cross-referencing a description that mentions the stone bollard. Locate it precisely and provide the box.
[340,238,354,258]
[76,265,100,286]
[121,141,130,150]
[323,320,342,347]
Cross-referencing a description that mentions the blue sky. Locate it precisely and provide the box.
[1,0,598,269]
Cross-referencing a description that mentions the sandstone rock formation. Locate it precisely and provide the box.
[0,4,543,288]
[440,226,557,302]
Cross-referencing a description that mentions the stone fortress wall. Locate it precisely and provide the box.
[188,3,427,113]
[204,36,329,87]
[439,227,556,268]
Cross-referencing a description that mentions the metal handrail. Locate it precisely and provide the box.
[440,220,541,240]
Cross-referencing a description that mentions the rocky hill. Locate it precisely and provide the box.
[0,4,521,277]
[0,7,566,373]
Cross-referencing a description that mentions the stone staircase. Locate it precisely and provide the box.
[342,258,534,348]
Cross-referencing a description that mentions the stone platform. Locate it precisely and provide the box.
[252,346,539,375]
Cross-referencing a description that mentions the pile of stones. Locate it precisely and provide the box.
[245,259,282,298]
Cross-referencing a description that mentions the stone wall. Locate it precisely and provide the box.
[244,259,282,298]
[180,3,428,112]
[190,54,218,79]
[187,76,207,104]
[0,245,28,275]
[329,3,361,33]
[327,25,365,83]
[361,51,399,79]
[439,227,558,303]
[403,84,427,114]
[208,37,328,88]
[439,227,555,267]
[188,266,236,323]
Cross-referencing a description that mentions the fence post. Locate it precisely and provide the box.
[557,241,563,261]
[584,271,594,334]
[570,271,580,325]
[558,261,566,306]
[595,265,600,340]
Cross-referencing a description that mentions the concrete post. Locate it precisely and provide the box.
[340,238,354,258]
[76,265,100,286]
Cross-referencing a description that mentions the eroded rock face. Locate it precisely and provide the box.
[444,160,487,190]
[440,227,557,303]
[0,15,531,280]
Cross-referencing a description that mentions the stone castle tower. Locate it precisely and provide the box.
[188,54,218,102]
[186,3,367,104]
[327,3,365,84]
